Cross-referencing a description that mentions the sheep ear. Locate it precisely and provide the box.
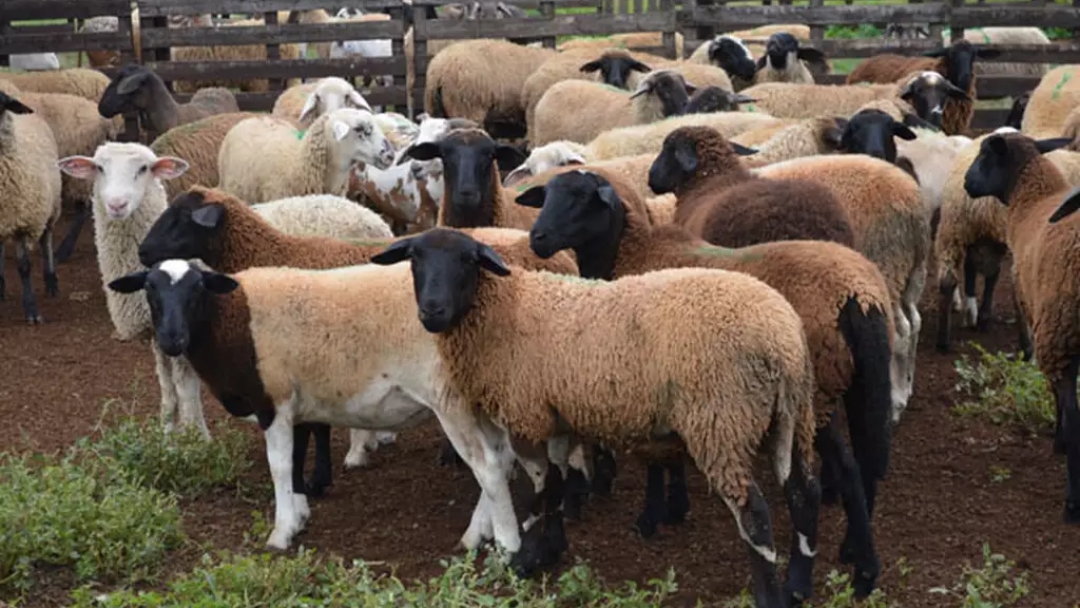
[987,135,1009,156]
[921,47,947,58]
[683,81,698,95]
[116,71,149,95]
[332,120,351,142]
[755,55,767,70]
[515,184,546,208]
[945,81,971,101]
[579,59,603,73]
[107,270,149,294]
[732,143,758,156]
[0,95,32,115]
[733,94,758,104]
[347,90,373,112]
[202,272,240,295]
[370,238,414,265]
[596,183,621,209]
[191,204,224,229]
[503,165,533,187]
[56,156,98,179]
[406,142,442,161]
[299,92,321,122]
[475,243,511,277]
[495,144,526,172]
[629,59,652,73]
[797,48,827,64]
[1036,137,1073,154]
[890,121,918,141]
[1049,188,1080,223]
[151,157,190,180]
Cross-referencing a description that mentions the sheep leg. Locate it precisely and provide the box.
[888,305,912,423]
[936,272,959,353]
[0,242,6,300]
[721,481,786,608]
[961,250,979,328]
[635,462,668,538]
[264,400,310,550]
[344,429,376,469]
[150,340,180,433]
[976,264,1001,333]
[510,461,567,578]
[173,355,210,440]
[306,423,333,496]
[590,443,617,497]
[55,200,88,263]
[291,423,313,495]
[1053,360,1079,460]
[1014,290,1033,362]
[39,227,58,297]
[553,435,589,520]
[664,459,690,525]
[15,237,42,324]
[780,443,822,604]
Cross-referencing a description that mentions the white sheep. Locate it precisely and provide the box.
[271,77,372,128]
[217,108,396,204]
[10,53,60,71]
[249,194,393,241]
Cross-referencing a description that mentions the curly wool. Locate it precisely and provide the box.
[584,111,793,161]
[0,110,61,247]
[150,112,263,200]
[1022,66,1080,138]
[0,68,110,103]
[738,116,847,166]
[249,194,393,241]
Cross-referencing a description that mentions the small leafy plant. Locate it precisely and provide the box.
[952,342,1055,435]
[929,543,1030,607]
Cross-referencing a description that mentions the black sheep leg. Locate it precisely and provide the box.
[291,423,312,495]
[1056,358,1080,521]
[16,237,41,324]
[0,243,6,300]
[307,423,333,497]
[976,264,1001,333]
[591,444,617,496]
[936,272,958,353]
[781,442,821,606]
[635,462,668,538]
[725,481,786,608]
[510,461,567,577]
[40,227,58,297]
[817,415,843,505]
[664,459,690,525]
[56,200,88,263]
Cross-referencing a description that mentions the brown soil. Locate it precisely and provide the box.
[4,212,1080,607]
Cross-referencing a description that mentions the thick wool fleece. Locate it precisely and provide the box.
[437,255,817,502]
[530,75,678,146]
[150,112,263,200]
[737,116,847,166]
[0,111,61,244]
[584,112,792,161]
[0,68,110,103]
[249,194,393,241]
[1022,66,1080,138]
[736,81,908,123]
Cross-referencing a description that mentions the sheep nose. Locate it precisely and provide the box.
[420,301,446,318]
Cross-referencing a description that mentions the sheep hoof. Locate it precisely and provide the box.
[634,510,662,539]
[852,560,881,599]
[1064,500,1080,524]
[25,313,44,325]
[44,274,59,298]
[664,495,689,526]
[265,529,294,552]
[304,478,330,498]
[508,513,565,579]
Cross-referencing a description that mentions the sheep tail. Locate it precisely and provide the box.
[432,85,448,118]
[838,296,893,484]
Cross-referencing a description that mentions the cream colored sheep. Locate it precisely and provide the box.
[271,77,373,127]
[1022,66,1080,138]
[583,111,793,161]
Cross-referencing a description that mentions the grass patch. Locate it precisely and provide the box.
[71,549,679,607]
[929,543,1031,607]
[952,341,1055,435]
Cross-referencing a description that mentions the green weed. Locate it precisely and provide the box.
[929,543,1030,607]
[952,342,1055,435]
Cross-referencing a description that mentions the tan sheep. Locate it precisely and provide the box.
[0,68,111,103]
[168,16,303,93]
[583,111,793,161]
[1022,66,1080,138]
[737,116,848,165]
[150,112,265,200]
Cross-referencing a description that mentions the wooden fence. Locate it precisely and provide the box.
[2,0,1080,138]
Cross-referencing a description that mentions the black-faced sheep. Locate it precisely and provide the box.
[684,86,757,114]
[97,64,239,136]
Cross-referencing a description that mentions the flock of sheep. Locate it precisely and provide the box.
[4,6,1080,607]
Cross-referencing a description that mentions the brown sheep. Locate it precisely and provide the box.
[648,125,855,249]
[97,65,239,137]
[845,40,1000,135]
[149,112,268,200]
[519,166,896,599]
[963,131,1080,521]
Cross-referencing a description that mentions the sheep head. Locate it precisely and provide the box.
[963,133,1071,205]
[707,35,757,82]
[579,51,652,89]
[837,108,917,162]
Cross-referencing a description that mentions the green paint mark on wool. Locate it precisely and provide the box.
[294,129,307,140]
[539,271,605,286]
[1052,70,1074,100]
[744,103,756,113]
[692,244,763,262]
[343,237,395,248]
[979,29,991,44]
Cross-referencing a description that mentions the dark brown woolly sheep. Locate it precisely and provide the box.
[519,166,896,598]
[648,125,856,249]
[964,133,1080,520]
[845,40,1000,135]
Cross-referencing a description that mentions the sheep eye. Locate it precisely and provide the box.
[96,164,105,173]
[137,165,148,174]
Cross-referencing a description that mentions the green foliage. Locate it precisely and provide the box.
[74,417,253,499]
[929,544,1030,607]
[825,24,883,40]
[71,549,679,608]
[952,342,1055,435]
[0,454,183,597]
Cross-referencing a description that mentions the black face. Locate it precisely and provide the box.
[107,263,238,357]
[709,37,757,82]
[922,40,1000,95]
[406,130,524,227]
[138,191,224,268]
[515,170,621,259]
[684,87,756,114]
[0,91,33,117]
[369,228,511,333]
[899,75,969,128]
[838,109,917,162]
[766,32,799,69]
[963,134,1072,204]
[98,64,151,118]
[648,132,700,195]
[579,55,652,90]
[1005,91,1030,130]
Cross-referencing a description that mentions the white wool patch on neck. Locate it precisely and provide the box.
[159,259,192,285]
[918,70,944,84]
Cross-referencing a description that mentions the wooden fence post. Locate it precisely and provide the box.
[413,7,429,120]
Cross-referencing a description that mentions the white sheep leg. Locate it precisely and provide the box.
[150,340,180,434]
[905,301,922,398]
[951,286,963,313]
[462,490,496,549]
[172,356,210,440]
[889,303,913,424]
[264,400,308,550]
[962,296,979,328]
[344,429,378,469]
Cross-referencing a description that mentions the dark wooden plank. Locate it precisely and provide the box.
[0,32,132,54]
[952,5,1080,29]
[179,85,411,112]
[138,0,421,17]
[6,24,77,35]
[0,0,130,21]
[682,4,948,28]
[417,12,676,39]
[145,56,408,80]
[141,20,404,48]
[971,108,1011,131]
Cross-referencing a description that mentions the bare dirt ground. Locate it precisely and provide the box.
[4,212,1080,607]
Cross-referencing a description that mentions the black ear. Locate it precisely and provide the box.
[732,142,758,156]
[755,55,767,70]
[495,144,526,172]
[116,70,150,95]
[796,47,827,64]
[902,112,937,130]
[629,59,652,73]
[1036,137,1072,154]
[191,204,224,229]
[891,120,918,141]
[1049,187,1080,223]
[921,47,947,58]
[406,142,442,161]
[976,48,1002,60]
[596,182,621,209]
[579,59,603,73]
[987,135,1008,156]
[476,242,512,277]
[515,184,547,208]
[107,270,149,294]
[203,272,240,295]
[370,238,414,265]
[945,81,972,101]
[0,93,32,115]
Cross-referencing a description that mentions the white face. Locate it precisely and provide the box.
[299,79,372,123]
[57,145,189,221]
[329,109,396,170]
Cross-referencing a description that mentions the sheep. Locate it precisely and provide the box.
[1022,66,1080,138]
[371,226,822,605]
[584,110,791,161]
[167,18,303,94]
[271,77,372,128]
[531,70,694,146]
[737,115,850,165]
[424,39,557,131]
[755,154,928,419]
[13,91,122,264]
[346,161,425,232]
[740,71,970,130]
[150,112,264,200]
[248,195,395,241]
[96,65,239,136]
[845,40,1000,135]
[504,140,588,187]
[557,31,686,57]
[517,166,893,597]
[217,109,395,204]
[631,61,734,96]
[652,126,855,249]
[0,68,111,104]
[960,27,1049,78]
[1006,91,1031,130]
[751,32,826,86]
[0,92,62,324]
[9,54,60,71]
[686,34,759,90]
[132,185,578,512]
[684,86,757,114]
[962,131,1080,521]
